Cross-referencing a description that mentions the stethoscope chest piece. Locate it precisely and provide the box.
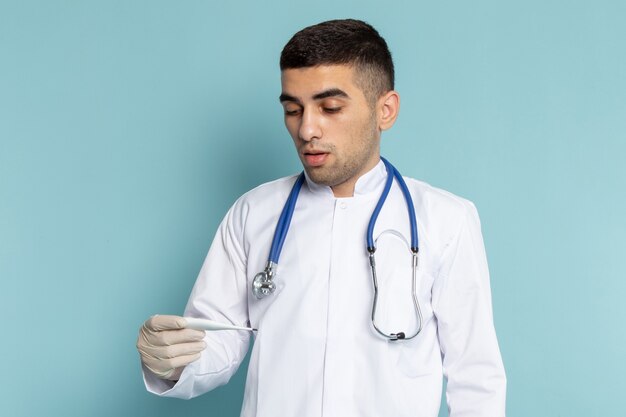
[252,262,277,299]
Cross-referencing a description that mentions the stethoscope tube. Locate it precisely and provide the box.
[268,173,305,264]
[252,173,305,298]
[251,158,423,341]
[367,157,422,341]
[367,158,419,252]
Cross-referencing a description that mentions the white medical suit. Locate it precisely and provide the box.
[143,160,507,416]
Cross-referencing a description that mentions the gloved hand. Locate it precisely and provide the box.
[137,315,206,380]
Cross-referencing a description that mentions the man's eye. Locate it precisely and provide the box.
[284,108,301,116]
[323,107,341,114]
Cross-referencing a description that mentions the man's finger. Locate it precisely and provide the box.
[144,315,187,331]
[167,352,202,370]
[139,340,206,360]
[142,328,205,346]
[142,353,198,380]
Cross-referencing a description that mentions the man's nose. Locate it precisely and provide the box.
[298,108,322,142]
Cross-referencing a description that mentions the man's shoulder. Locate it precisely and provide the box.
[228,174,300,216]
[400,177,482,254]
[404,176,476,216]
[240,174,299,202]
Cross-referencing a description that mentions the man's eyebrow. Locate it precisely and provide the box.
[279,88,350,104]
[279,93,299,103]
[312,88,349,100]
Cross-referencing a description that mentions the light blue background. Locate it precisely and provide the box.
[1,1,624,416]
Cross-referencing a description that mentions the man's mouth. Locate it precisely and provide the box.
[303,150,329,167]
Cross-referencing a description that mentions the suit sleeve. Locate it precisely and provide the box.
[432,201,507,416]
[142,200,251,399]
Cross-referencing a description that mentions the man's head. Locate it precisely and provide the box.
[280,19,394,106]
[279,19,400,197]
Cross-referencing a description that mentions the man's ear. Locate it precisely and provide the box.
[378,90,400,131]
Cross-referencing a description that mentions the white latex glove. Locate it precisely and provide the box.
[137,315,206,380]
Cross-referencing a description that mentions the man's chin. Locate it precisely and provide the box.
[303,167,334,186]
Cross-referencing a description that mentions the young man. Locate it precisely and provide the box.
[137,19,506,416]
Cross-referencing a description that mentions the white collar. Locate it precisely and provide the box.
[303,159,387,198]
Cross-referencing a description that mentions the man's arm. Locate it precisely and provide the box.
[432,201,507,416]
[139,199,252,399]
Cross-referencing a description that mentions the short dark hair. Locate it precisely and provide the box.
[280,19,394,104]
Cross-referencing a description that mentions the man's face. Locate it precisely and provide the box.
[280,65,381,197]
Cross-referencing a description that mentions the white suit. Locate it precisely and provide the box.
[143,160,506,416]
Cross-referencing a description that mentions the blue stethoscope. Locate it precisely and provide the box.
[252,157,423,341]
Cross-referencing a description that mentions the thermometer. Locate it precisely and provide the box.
[184,317,256,332]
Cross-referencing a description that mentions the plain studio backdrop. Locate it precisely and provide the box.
[1,1,624,416]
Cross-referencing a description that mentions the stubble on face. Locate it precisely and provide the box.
[303,111,379,189]
[281,65,383,197]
